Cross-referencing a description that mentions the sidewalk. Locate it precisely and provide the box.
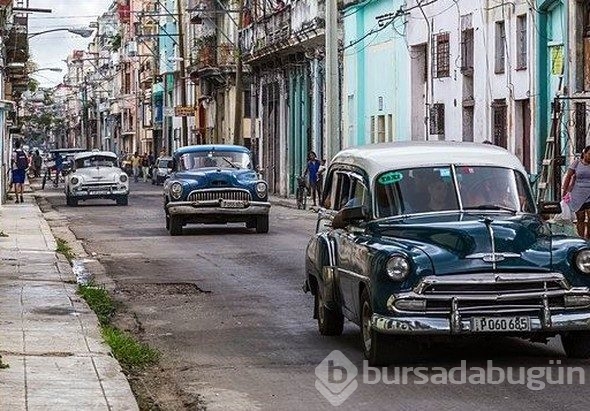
[0,196,138,410]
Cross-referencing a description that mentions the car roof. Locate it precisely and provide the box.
[174,144,250,156]
[50,148,85,154]
[332,141,527,180]
[73,151,118,160]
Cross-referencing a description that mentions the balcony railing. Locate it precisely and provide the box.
[217,43,235,68]
[190,37,218,71]
[188,0,215,24]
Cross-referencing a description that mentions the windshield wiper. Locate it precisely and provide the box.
[463,204,517,213]
[220,157,239,169]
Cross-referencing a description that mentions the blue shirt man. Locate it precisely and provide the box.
[304,151,322,206]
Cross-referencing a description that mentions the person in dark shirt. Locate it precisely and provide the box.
[304,151,321,206]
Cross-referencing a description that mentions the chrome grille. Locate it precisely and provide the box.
[188,189,251,202]
[394,273,573,315]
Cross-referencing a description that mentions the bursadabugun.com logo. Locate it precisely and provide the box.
[316,350,585,406]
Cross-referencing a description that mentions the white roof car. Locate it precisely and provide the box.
[332,141,526,184]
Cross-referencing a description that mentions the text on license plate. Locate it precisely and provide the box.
[471,316,531,332]
[90,190,109,195]
[221,200,245,208]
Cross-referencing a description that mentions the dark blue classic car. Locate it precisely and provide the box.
[304,141,590,365]
[163,145,270,235]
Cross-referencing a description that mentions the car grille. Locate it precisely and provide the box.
[188,189,251,202]
[81,182,118,191]
[395,273,572,315]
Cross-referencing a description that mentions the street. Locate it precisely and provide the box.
[34,182,590,410]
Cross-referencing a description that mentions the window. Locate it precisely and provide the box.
[492,99,507,148]
[429,103,445,136]
[326,172,368,211]
[516,15,527,69]
[244,89,252,119]
[461,28,474,73]
[432,32,450,78]
[495,21,506,74]
[376,115,386,143]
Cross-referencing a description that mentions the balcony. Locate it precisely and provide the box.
[188,0,215,24]
[217,43,235,68]
[188,36,219,78]
[239,1,325,64]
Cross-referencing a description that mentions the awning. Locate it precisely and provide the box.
[152,82,164,98]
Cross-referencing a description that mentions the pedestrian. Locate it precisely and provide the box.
[11,140,28,204]
[53,152,63,186]
[131,151,141,183]
[562,146,590,238]
[303,151,321,207]
[32,150,42,177]
[141,153,150,183]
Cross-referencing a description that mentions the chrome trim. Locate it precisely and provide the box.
[371,311,590,335]
[187,188,252,202]
[338,268,370,283]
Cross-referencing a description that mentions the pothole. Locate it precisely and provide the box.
[119,282,211,297]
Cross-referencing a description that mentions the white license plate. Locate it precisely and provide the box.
[221,200,245,208]
[90,190,109,195]
[471,316,531,332]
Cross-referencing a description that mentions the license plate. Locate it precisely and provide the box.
[221,200,245,208]
[90,190,109,195]
[471,316,530,332]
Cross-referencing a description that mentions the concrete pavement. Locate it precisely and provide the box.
[0,195,138,410]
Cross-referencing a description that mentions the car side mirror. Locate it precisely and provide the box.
[538,201,561,217]
[332,205,369,230]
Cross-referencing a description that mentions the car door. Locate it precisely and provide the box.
[333,173,371,321]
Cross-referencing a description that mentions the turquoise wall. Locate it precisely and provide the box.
[288,68,311,194]
[536,0,567,169]
[343,0,409,147]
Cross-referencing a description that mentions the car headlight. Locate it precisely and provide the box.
[575,249,590,274]
[120,174,128,183]
[170,182,183,200]
[386,256,411,281]
[255,182,267,197]
[70,176,79,185]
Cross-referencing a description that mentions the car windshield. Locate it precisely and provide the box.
[178,151,251,171]
[375,166,535,218]
[75,156,116,168]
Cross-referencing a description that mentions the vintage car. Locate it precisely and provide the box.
[304,141,590,365]
[65,151,129,206]
[151,156,173,185]
[163,145,270,235]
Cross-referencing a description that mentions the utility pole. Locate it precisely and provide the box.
[325,0,339,159]
[233,0,244,146]
[177,0,189,147]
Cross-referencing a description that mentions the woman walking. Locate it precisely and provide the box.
[563,146,590,238]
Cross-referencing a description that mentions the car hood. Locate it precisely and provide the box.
[372,213,580,275]
[74,167,122,182]
[174,168,258,187]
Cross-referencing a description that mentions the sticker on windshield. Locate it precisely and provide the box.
[378,172,403,185]
[438,168,451,177]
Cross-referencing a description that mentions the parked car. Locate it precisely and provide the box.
[163,145,271,235]
[65,151,129,206]
[304,141,590,365]
[152,156,173,185]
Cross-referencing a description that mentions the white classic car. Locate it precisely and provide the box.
[65,151,129,206]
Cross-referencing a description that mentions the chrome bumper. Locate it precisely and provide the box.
[166,200,271,216]
[372,272,590,334]
[371,311,590,335]
[72,188,128,197]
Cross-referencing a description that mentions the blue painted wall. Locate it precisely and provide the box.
[536,0,568,168]
[342,0,409,147]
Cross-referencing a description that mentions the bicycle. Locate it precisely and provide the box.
[296,176,308,210]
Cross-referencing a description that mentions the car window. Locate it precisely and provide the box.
[178,151,251,170]
[375,167,458,217]
[457,166,535,212]
[75,156,116,168]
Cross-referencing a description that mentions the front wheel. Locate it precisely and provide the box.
[255,215,269,234]
[66,195,78,207]
[42,174,47,189]
[562,331,590,358]
[361,288,392,366]
[169,215,183,236]
[316,286,344,336]
[116,196,128,206]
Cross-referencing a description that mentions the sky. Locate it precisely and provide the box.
[27,0,112,87]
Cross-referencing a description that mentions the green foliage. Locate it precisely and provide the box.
[77,285,116,326]
[101,326,159,369]
[55,237,75,263]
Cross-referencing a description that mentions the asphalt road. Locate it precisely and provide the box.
[39,182,590,410]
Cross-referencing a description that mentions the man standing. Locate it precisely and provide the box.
[32,150,42,177]
[11,140,27,203]
[303,151,321,207]
[131,152,141,183]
